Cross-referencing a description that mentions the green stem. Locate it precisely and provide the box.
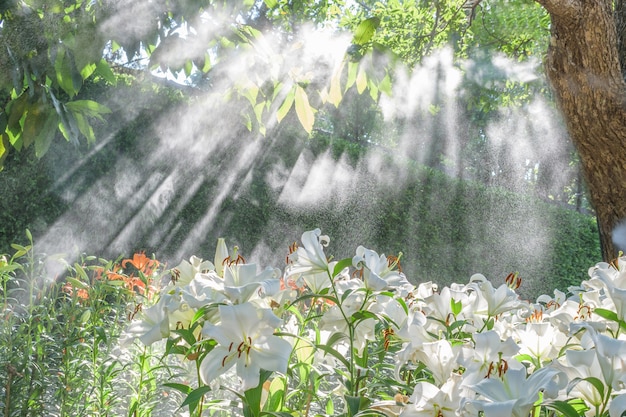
[195,355,204,417]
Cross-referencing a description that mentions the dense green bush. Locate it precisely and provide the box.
[0,80,600,301]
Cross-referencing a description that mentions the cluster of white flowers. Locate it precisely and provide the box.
[122,229,626,417]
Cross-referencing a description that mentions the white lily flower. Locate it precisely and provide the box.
[400,374,463,417]
[411,339,461,386]
[285,228,330,277]
[459,330,520,387]
[223,263,281,304]
[515,322,564,369]
[555,349,605,409]
[609,393,626,417]
[465,365,566,417]
[319,291,376,353]
[181,271,226,309]
[172,256,215,287]
[214,237,229,277]
[352,246,410,291]
[467,278,526,318]
[124,291,181,346]
[592,332,626,390]
[200,303,292,390]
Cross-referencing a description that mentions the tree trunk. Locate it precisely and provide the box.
[536,0,626,261]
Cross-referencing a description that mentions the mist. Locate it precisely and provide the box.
[17,19,597,298]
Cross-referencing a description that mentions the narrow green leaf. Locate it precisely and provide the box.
[202,53,212,73]
[542,399,588,417]
[55,47,81,97]
[379,72,392,96]
[327,60,345,107]
[73,263,89,281]
[346,62,359,90]
[180,385,212,414]
[294,85,315,134]
[594,308,619,322]
[567,376,605,399]
[65,100,111,120]
[184,60,193,77]
[356,65,367,94]
[163,383,193,395]
[315,342,351,369]
[277,88,295,123]
[66,277,89,289]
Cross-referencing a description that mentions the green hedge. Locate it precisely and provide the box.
[0,87,600,300]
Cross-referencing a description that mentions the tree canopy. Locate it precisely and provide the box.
[1,0,623,259]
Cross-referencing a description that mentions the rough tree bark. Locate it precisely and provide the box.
[536,0,626,261]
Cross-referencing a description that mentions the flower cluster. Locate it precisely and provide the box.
[122,229,626,417]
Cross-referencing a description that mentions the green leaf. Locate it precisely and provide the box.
[276,88,295,123]
[22,105,48,149]
[450,298,462,316]
[346,61,359,90]
[66,277,89,289]
[244,370,272,417]
[594,307,619,322]
[345,396,371,416]
[163,383,193,395]
[327,60,345,107]
[315,341,351,369]
[356,65,367,94]
[264,377,286,412]
[379,72,392,96]
[95,59,117,85]
[55,47,81,97]
[7,93,28,134]
[333,257,353,277]
[65,100,111,120]
[542,399,588,417]
[567,376,605,399]
[34,112,59,158]
[294,85,315,134]
[180,385,212,415]
[80,62,96,80]
[353,17,380,45]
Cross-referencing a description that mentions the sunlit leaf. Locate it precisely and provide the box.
[327,60,345,107]
[294,85,315,134]
[379,72,393,96]
[542,399,588,417]
[276,88,295,123]
[95,59,117,85]
[55,47,81,97]
[346,61,359,90]
[202,53,212,73]
[65,100,111,120]
[353,17,381,45]
[80,62,96,80]
[356,65,367,94]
